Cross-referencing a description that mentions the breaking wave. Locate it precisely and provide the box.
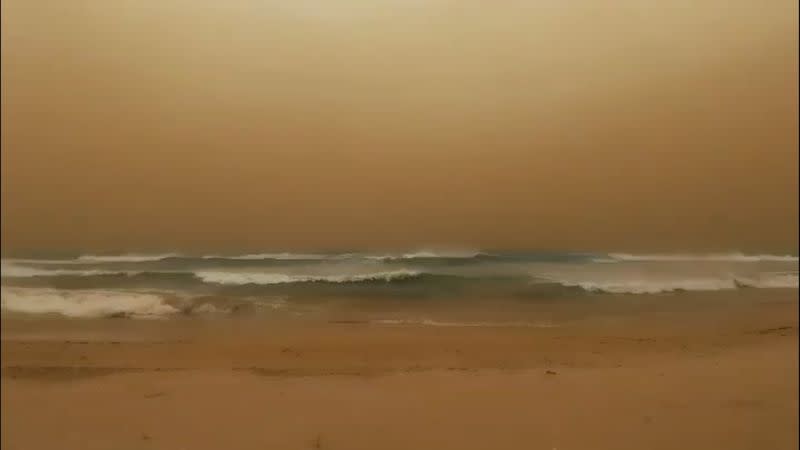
[193,269,423,286]
[0,287,179,319]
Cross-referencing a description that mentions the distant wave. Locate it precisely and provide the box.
[542,272,799,294]
[1,287,179,319]
[8,250,487,264]
[194,269,423,286]
[200,253,339,261]
[74,250,486,262]
[7,251,797,265]
[76,253,181,263]
[365,250,487,261]
[2,258,89,265]
[2,262,429,285]
[1,262,137,278]
[608,252,799,263]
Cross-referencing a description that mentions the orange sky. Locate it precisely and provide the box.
[2,0,797,254]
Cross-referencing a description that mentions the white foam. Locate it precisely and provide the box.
[0,287,179,319]
[608,252,799,263]
[194,269,421,285]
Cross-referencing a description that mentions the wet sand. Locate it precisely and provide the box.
[2,293,798,450]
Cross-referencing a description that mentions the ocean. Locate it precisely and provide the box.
[1,250,797,320]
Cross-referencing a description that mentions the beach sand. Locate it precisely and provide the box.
[2,292,797,450]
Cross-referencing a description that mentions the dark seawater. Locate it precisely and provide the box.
[1,250,797,319]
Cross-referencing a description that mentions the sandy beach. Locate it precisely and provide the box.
[2,292,797,450]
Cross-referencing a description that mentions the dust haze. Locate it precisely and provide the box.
[2,0,797,254]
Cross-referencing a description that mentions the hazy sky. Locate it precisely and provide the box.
[2,0,797,254]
